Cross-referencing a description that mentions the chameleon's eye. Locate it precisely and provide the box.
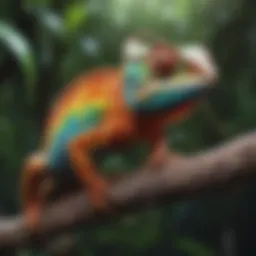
[122,37,150,61]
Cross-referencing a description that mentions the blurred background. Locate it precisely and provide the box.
[0,0,255,255]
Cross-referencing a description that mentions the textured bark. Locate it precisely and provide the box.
[0,131,256,248]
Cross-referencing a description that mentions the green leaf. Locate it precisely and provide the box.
[64,1,87,33]
[0,21,37,104]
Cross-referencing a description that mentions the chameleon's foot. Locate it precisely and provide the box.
[147,143,183,170]
[147,148,169,170]
[24,206,41,233]
[88,179,112,214]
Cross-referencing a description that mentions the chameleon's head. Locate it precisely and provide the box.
[122,37,217,113]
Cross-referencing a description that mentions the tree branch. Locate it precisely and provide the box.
[1,131,256,248]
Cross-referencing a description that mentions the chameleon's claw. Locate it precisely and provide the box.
[88,179,112,214]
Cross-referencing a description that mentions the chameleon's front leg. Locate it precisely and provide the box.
[68,121,132,212]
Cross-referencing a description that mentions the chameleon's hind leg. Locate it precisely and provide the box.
[68,120,132,212]
[20,152,54,232]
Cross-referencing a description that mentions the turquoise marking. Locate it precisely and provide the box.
[47,107,104,172]
[123,61,149,107]
[125,61,148,82]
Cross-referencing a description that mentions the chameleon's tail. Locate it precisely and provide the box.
[20,151,54,230]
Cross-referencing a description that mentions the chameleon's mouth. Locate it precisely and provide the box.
[152,72,210,92]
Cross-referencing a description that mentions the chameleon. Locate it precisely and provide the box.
[20,36,218,232]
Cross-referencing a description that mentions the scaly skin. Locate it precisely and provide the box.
[20,40,217,232]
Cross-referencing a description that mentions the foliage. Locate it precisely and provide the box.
[0,0,255,255]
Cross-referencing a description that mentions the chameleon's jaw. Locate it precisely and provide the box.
[152,72,213,96]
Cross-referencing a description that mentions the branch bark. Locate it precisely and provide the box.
[1,131,256,248]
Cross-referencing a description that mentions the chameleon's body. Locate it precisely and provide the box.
[20,39,217,231]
